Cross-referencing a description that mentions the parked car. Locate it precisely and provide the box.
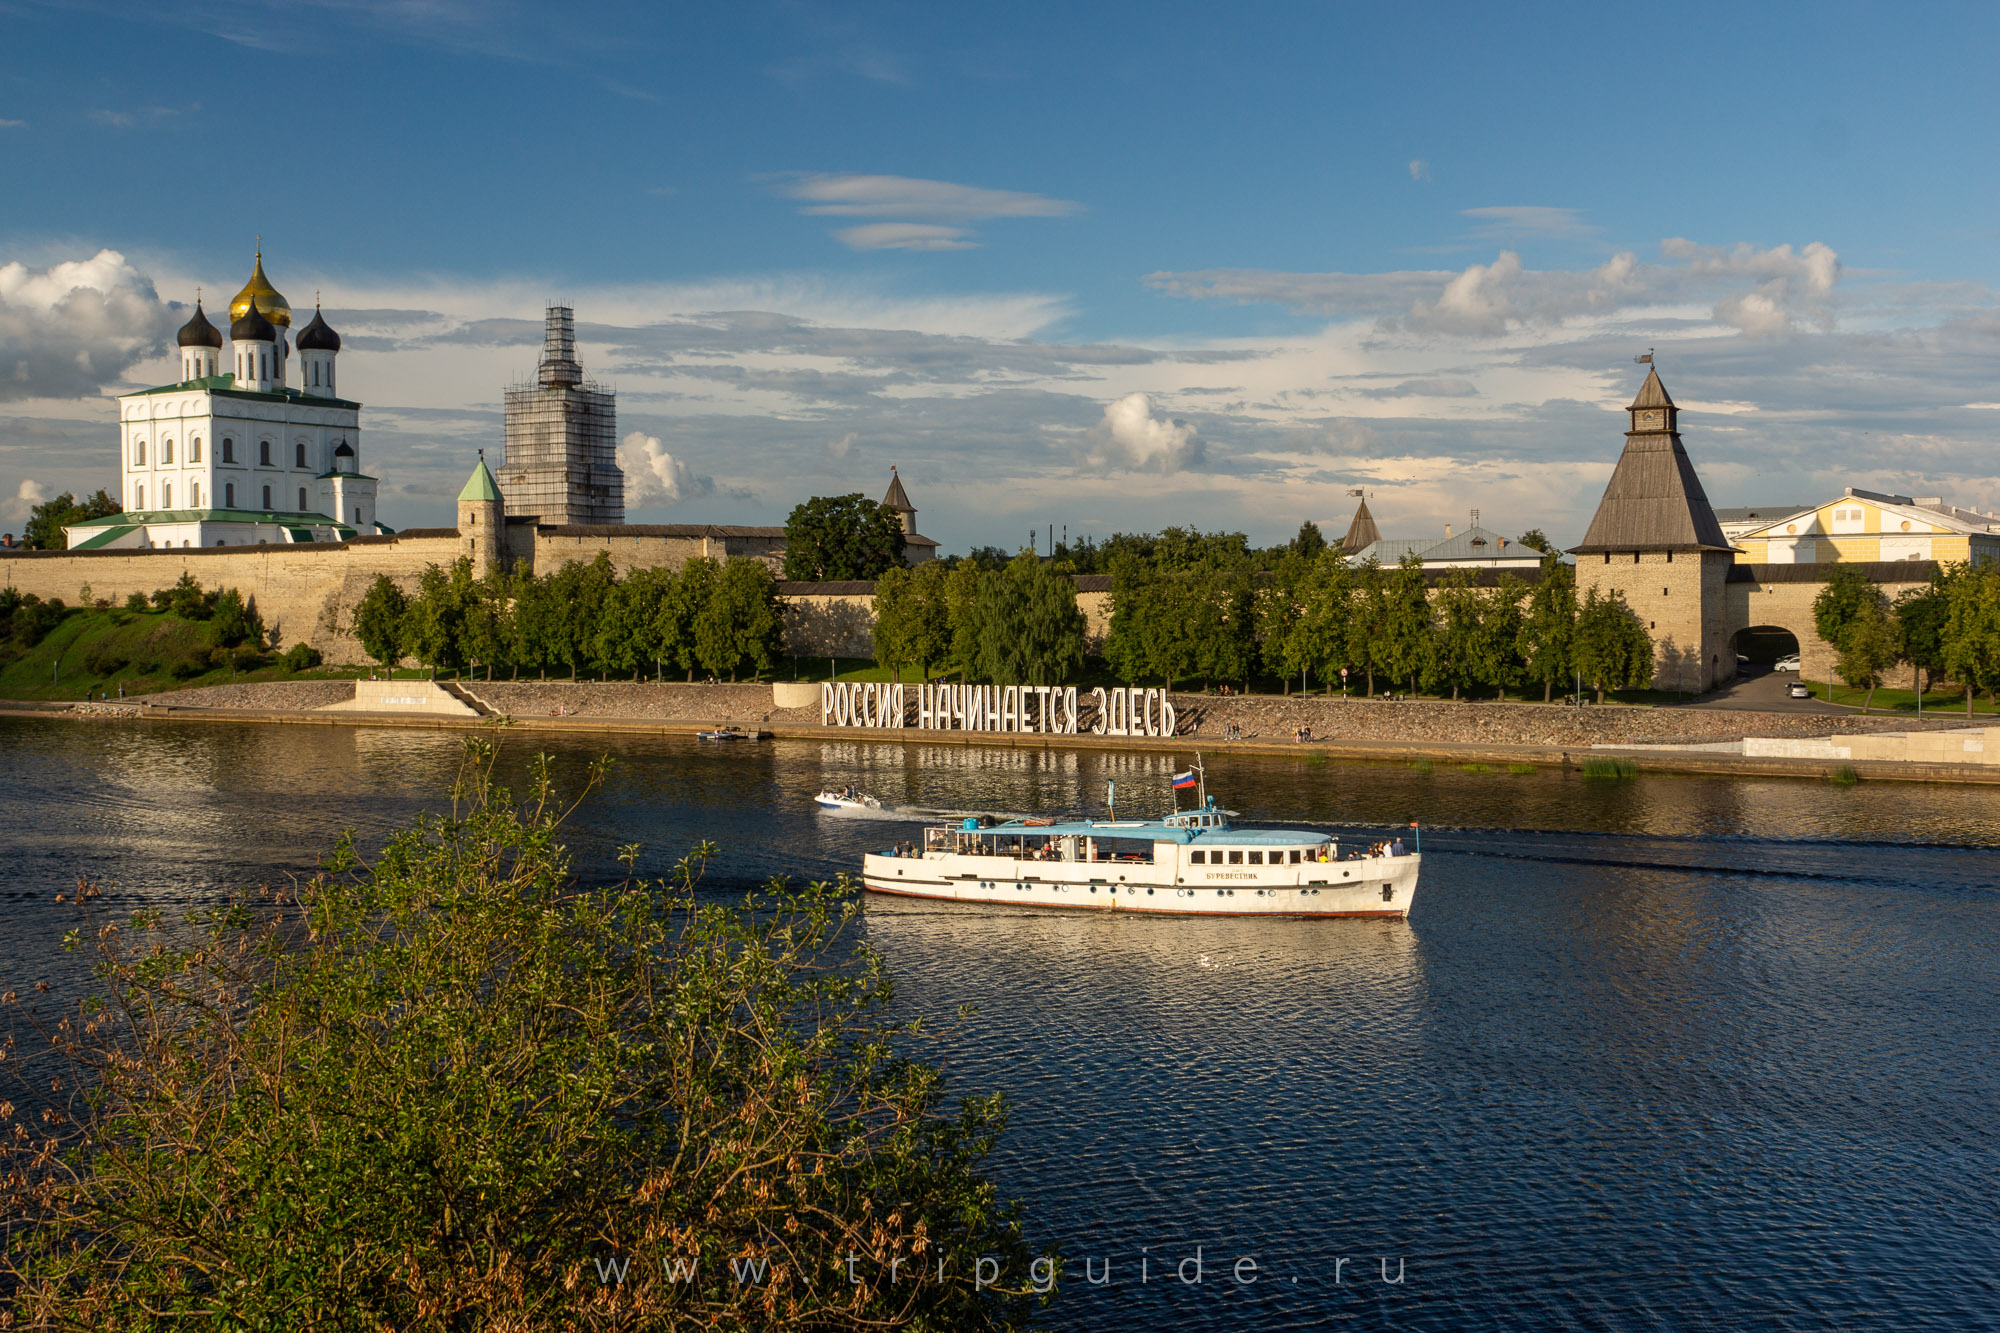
[1787,681,1812,699]
[1774,655,1801,672]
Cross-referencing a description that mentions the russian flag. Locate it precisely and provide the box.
[1172,771,1198,790]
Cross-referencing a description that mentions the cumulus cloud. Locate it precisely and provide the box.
[617,431,714,507]
[1660,238,1840,335]
[2,478,48,526]
[834,223,978,252]
[0,249,176,400]
[1408,159,1430,183]
[1076,393,1205,473]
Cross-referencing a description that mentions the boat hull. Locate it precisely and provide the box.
[861,851,1419,918]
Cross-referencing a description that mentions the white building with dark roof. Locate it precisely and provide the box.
[65,250,385,550]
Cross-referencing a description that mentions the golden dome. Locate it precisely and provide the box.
[228,248,292,329]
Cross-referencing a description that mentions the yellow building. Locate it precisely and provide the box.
[1731,488,2000,566]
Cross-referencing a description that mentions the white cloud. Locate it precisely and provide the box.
[0,119,25,130]
[834,223,979,252]
[780,173,1079,252]
[617,431,713,507]
[1460,205,1596,239]
[827,432,856,459]
[2,479,48,526]
[1076,393,1205,473]
[1408,159,1430,183]
[781,174,1080,221]
[0,249,176,400]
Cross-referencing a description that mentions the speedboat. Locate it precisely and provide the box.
[696,727,753,741]
[859,760,1419,918]
[815,788,884,812]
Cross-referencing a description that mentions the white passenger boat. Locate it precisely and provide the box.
[861,767,1420,919]
[815,787,885,812]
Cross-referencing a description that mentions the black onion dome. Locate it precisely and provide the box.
[231,297,276,343]
[177,300,223,349]
[333,441,354,457]
[296,305,341,352]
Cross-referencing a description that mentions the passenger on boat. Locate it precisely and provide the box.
[1391,837,1405,857]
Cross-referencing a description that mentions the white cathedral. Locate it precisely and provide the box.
[65,250,387,549]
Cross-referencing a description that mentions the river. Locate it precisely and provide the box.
[1,717,1994,1330]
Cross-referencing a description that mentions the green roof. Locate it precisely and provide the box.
[124,376,359,410]
[70,524,139,550]
[458,458,502,503]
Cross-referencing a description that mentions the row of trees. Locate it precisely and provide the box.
[870,553,1088,686]
[1815,562,2000,712]
[352,553,784,681]
[1108,547,1655,702]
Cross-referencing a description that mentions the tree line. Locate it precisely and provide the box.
[351,553,784,681]
[1815,562,2000,712]
[1107,545,1655,702]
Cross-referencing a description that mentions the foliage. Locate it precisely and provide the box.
[1381,555,1434,695]
[1834,595,1901,712]
[1517,528,1554,555]
[1289,519,1326,560]
[783,494,907,582]
[1574,586,1655,703]
[1940,562,2000,712]
[22,489,121,550]
[1518,558,1579,701]
[281,642,323,672]
[1580,756,1638,779]
[966,552,1088,687]
[1893,570,1952,693]
[205,588,264,651]
[352,573,410,668]
[1812,565,1883,650]
[0,744,1046,1329]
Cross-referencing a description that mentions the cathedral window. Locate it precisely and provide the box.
[191,436,202,462]
[296,442,307,468]
[262,485,271,509]
[134,438,145,465]
[298,487,308,511]
[162,439,174,464]
[222,437,234,462]
[226,483,235,508]
[134,483,145,509]
[163,482,173,507]
[260,440,271,466]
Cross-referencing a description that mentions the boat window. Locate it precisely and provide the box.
[1289,849,1302,864]
[1247,851,1263,865]
[1189,850,1205,864]
[1227,850,1242,865]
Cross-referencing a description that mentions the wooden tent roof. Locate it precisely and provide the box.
[1339,499,1381,553]
[1570,374,1732,554]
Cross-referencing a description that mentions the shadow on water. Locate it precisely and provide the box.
[1,718,1996,1330]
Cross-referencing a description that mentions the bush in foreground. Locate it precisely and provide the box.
[2,743,1045,1329]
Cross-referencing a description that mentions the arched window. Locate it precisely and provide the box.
[162,438,174,464]
[134,483,145,509]
[262,485,271,509]
[354,507,361,525]
[134,438,146,466]
[222,437,234,462]
[191,436,203,462]
[190,481,200,506]
[298,486,308,511]
[225,482,235,508]
[260,440,271,466]
[295,442,307,468]
[163,482,173,508]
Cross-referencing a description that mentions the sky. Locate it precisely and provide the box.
[5,0,2000,552]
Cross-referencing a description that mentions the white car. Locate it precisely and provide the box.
[1787,681,1812,699]
[1774,655,1801,672]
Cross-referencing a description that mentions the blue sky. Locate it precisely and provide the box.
[6,0,2000,548]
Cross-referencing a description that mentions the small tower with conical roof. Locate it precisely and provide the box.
[297,299,341,398]
[1568,366,1738,692]
[459,450,505,577]
[1339,497,1381,555]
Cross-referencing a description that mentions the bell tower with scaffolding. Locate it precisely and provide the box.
[496,306,624,526]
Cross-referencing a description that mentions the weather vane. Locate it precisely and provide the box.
[1634,348,1655,365]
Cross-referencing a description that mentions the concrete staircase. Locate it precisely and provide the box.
[438,681,496,717]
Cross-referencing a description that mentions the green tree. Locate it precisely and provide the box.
[782,494,907,581]
[669,558,720,681]
[1836,596,1902,713]
[1812,566,1882,665]
[1941,562,2000,714]
[941,561,990,682]
[1472,575,1527,698]
[1574,586,1655,703]
[0,744,1046,1329]
[507,568,562,679]
[1517,528,1553,555]
[23,489,121,550]
[1293,549,1356,693]
[206,588,264,651]
[970,553,1087,686]
[1381,554,1433,696]
[870,564,921,681]
[402,562,469,674]
[460,568,510,680]
[617,565,678,681]
[906,559,954,679]
[546,554,618,679]
[697,558,784,682]
[1428,569,1482,699]
[1290,519,1327,560]
[1519,558,1579,702]
[1345,559,1389,695]
[1894,568,1954,699]
[592,570,652,681]
[351,574,409,669]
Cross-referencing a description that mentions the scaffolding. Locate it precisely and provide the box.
[497,306,624,525]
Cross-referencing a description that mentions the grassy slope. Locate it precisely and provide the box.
[0,608,357,701]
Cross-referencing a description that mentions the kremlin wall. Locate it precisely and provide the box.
[0,253,1984,681]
